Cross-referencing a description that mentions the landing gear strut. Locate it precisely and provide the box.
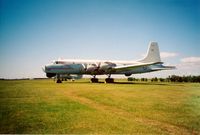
[105,74,114,83]
[57,79,62,83]
[56,74,62,83]
[91,75,98,83]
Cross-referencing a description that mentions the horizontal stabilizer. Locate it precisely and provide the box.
[151,66,176,71]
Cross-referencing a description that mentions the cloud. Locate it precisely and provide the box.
[174,57,200,76]
[160,52,178,58]
[180,57,200,64]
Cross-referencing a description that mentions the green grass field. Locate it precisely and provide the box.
[0,79,200,134]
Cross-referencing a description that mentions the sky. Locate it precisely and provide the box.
[0,0,200,79]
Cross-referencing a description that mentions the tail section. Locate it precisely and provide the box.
[139,42,161,63]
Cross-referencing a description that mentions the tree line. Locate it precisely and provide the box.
[128,75,200,83]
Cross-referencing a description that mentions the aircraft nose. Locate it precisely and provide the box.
[42,66,46,72]
[42,65,50,72]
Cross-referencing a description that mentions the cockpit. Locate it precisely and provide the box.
[52,61,65,64]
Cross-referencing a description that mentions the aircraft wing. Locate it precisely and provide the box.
[112,62,161,72]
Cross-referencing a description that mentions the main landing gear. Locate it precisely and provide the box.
[105,78,114,83]
[91,75,99,83]
[105,74,114,83]
[90,75,114,83]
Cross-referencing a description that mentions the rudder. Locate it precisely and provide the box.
[139,42,161,63]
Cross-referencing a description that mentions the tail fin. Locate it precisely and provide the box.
[139,42,161,63]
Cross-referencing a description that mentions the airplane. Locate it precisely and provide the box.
[43,42,175,83]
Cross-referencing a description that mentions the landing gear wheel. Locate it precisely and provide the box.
[56,79,62,83]
[105,78,114,83]
[91,78,99,83]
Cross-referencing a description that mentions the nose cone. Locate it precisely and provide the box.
[42,65,49,73]
[43,64,54,73]
[42,66,46,72]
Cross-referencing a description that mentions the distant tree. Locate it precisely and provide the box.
[192,76,200,83]
[170,75,178,82]
[197,76,200,83]
[166,76,170,82]
[178,76,183,82]
[128,77,133,81]
[159,78,165,82]
[151,77,158,82]
[140,75,200,83]
[182,76,188,82]
[135,78,139,81]
[132,78,137,81]
[168,75,200,83]
[151,78,155,82]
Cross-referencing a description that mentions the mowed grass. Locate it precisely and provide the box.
[0,79,200,134]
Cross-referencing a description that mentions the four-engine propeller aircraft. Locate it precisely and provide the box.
[43,42,175,83]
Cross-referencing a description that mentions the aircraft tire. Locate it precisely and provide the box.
[57,79,62,83]
[91,78,98,83]
[105,78,114,83]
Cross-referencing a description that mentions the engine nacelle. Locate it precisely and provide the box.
[99,62,116,72]
[125,73,132,76]
[85,62,116,74]
[86,64,98,74]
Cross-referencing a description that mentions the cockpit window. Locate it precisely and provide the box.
[53,61,65,64]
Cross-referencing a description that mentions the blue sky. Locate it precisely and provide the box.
[0,0,200,78]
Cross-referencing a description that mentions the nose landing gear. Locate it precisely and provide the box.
[57,79,62,83]
[56,74,62,83]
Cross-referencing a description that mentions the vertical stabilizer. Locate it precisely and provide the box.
[139,42,161,63]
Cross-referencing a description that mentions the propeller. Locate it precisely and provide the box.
[42,66,46,72]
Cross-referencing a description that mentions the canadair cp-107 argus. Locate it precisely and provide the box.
[43,42,175,83]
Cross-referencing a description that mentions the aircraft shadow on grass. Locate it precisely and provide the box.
[65,81,183,86]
